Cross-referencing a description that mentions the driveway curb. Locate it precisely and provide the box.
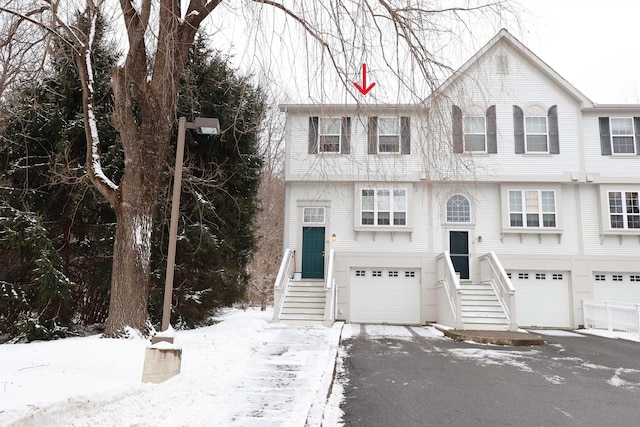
[437,327,546,346]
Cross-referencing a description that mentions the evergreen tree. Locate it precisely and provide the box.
[0,28,265,339]
[149,37,265,328]
[0,15,119,341]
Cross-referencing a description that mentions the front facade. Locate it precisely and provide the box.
[276,30,640,329]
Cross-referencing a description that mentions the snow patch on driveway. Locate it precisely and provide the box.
[448,348,540,372]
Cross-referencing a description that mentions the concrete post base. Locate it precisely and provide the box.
[141,347,182,383]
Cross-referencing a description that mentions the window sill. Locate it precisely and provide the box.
[354,226,413,241]
[606,154,639,158]
[600,230,640,244]
[461,151,490,156]
[520,152,553,156]
[501,228,563,243]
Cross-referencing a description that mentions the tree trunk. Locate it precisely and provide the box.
[103,123,170,337]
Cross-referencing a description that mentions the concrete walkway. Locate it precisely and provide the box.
[206,321,344,426]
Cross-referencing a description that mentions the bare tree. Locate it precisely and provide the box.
[246,101,285,310]
[0,0,518,336]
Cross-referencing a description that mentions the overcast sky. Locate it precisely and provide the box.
[521,0,640,104]
[203,1,639,105]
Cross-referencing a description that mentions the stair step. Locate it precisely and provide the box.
[463,323,510,331]
[461,284,493,290]
[462,310,507,317]
[286,290,326,295]
[463,315,507,322]
[283,296,326,303]
[279,313,325,320]
[283,302,326,310]
[462,306,504,316]
[460,294,499,300]
[288,280,325,286]
[461,299,502,306]
[281,307,325,315]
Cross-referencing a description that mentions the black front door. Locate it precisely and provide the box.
[302,227,325,279]
[449,230,470,280]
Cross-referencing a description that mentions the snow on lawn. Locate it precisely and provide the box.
[0,308,342,426]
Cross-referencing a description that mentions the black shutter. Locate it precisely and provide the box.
[513,105,525,154]
[548,105,559,154]
[599,117,612,156]
[368,117,378,154]
[401,116,411,154]
[341,117,351,154]
[452,105,463,153]
[486,105,497,154]
[308,116,318,154]
[634,117,640,155]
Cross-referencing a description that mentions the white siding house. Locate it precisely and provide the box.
[273,29,640,330]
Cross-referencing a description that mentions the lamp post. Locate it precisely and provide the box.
[153,116,220,344]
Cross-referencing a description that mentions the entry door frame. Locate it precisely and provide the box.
[301,226,326,279]
[448,229,472,280]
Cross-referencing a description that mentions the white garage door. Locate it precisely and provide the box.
[593,273,640,303]
[509,271,571,328]
[350,268,421,324]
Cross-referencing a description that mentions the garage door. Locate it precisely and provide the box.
[508,271,571,328]
[350,268,421,324]
[593,273,640,303]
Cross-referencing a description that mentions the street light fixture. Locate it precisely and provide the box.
[153,116,220,344]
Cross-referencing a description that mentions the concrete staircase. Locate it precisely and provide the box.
[460,282,509,331]
[278,280,326,326]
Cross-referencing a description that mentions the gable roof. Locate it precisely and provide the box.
[432,29,593,108]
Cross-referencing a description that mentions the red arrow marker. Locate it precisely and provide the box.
[354,63,376,95]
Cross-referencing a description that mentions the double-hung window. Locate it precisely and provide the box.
[610,118,636,154]
[508,190,556,228]
[361,188,407,226]
[378,118,400,153]
[318,118,341,153]
[463,116,486,152]
[608,191,640,229]
[525,116,548,152]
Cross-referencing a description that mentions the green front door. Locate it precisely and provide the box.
[302,227,325,279]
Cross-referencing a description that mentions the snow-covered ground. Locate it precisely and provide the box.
[0,308,343,426]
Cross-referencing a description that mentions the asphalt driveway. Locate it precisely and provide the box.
[338,325,640,427]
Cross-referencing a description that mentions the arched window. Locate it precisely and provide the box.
[446,194,471,223]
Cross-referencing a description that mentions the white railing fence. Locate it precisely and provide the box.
[583,300,640,338]
[323,249,337,326]
[479,251,518,331]
[435,252,463,329]
[272,248,295,322]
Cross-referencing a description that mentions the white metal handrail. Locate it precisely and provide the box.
[323,249,336,325]
[583,300,640,338]
[436,251,463,328]
[272,248,295,322]
[479,251,517,331]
